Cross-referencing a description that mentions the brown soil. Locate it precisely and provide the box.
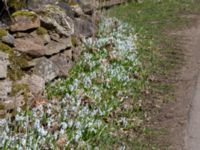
[152,15,200,150]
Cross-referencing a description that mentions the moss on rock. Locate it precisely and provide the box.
[8,0,26,10]
[11,83,29,96]
[67,0,79,6]
[0,42,14,55]
[0,29,8,38]
[0,43,29,81]
[12,10,38,21]
[71,35,79,47]
[11,82,30,108]
[36,27,48,35]
[8,54,30,81]
[0,102,5,110]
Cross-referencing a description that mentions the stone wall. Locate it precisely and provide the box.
[97,0,129,8]
[0,0,132,117]
[82,0,129,8]
[0,1,99,118]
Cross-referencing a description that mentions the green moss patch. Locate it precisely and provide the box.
[11,83,29,96]
[67,1,79,6]
[8,0,26,10]
[11,83,30,104]
[12,10,38,21]
[36,27,48,35]
[71,35,79,47]
[0,29,8,38]
[0,102,5,110]
[0,43,29,81]
[8,54,30,81]
[0,42,14,55]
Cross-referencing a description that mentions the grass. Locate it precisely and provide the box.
[107,0,200,149]
[108,0,200,72]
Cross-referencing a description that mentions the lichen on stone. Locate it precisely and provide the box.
[11,83,29,96]
[12,10,38,21]
[0,29,8,38]
[67,0,79,6]
[0,42,14,55]
[8,0,26,10]
[0,102,5,110]
[36,27,48,35]
[11,82,30,104]
[0,43,29,81]
[8,54,30,81]
[71,35,78,47]
[43,4,66,13]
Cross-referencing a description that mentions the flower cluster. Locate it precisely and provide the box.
[0,18,142,149]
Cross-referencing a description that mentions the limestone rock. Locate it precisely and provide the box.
[71,5,84,17]
[57,2,75,18]
[63,49,73,59]
[74,17,95,37]
[10,11,40,32]
[13,32,29,38]
[0,80,12,100]
[29,74,45,94]
[72,47,82,62]
[79,0,95,15]
[3,99,17,111]
[1,32,14,46]
[44,37,72,56]
[14,37,45,57]
[19,74,45,95]
[0,52,9,79]
[27,57,41,68]
[30,30,51,44]
[27,0,59,10]
[38,5,74,37]
[49,32,60,42]
[50,53,73,76]
[33,57,59,82]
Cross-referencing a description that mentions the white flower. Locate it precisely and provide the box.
[68,120,73,127]
[34,119,40,129]
[75,130,82,141]
[61,122,68,129]
[75,121,81,129]
[22,138,26,146]
[38,127,47,136]
[15,114,25,122]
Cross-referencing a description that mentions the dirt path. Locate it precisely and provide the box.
[186,75,200,149]
[169,16,200,150]
[184,16,200,150]
[153,16,200,150]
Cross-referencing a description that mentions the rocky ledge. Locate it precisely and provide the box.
[0,0,97,118]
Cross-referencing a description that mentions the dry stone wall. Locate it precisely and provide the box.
[0,0,99,118]
[95,0,129,8]
[0,0,131,118]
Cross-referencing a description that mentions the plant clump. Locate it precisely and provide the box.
[0,42,14,55]
[8,0,26,10]
[12,10,38,21]
[8,54,29,81]
[71,35,79,47]
[0,42,29,81]
[67,0,79,6]
[0,18,146,149]
[36,27,48,35]
[0,29,8,38]
[11,83,29,101]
